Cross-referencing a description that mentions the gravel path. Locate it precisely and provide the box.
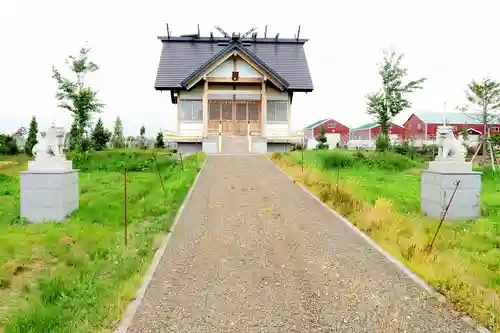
[127,155,475,333]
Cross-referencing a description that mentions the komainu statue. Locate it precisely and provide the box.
[32,123,66,159]
[435,125,467,161]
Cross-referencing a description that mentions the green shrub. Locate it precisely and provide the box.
[67,150,176,172]
[0,173,13,183]
[315,126,328,149]
[394,141,410,155]
[0,134,19,156]
[290,143,305,151]
[415,144,437,160]
[315,150,420,172]
[368,152,420,171]
[0,173,14,195]
[393,141,436,160]
[375,133,390,152]
[490,133,500,146]
[320,151,355,169]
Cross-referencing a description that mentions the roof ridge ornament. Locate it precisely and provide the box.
[214,25,230,39]
[214,26,257,42]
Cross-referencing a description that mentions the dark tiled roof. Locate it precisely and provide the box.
[154,37,314,91]
[181,42,289,90]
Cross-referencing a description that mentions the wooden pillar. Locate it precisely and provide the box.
[261,81,267,136]
[176,92,181,135]
[287,94,292,136]
[246,103,250,136]
[203,80,208,137]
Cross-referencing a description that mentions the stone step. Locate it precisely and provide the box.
[221,136,250,154]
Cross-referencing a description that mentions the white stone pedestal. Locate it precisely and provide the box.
[421,170,481,221]
[427,160,473,173]
[20,169,79,223]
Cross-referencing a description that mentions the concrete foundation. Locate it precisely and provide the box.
[267,142,294,153]
[177,142,202,154]
[202,140,219,154]
[421,170,482,220]
[20,170,79,223]
[251,140,267,153]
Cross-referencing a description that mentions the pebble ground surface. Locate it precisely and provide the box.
[127,155,475,333]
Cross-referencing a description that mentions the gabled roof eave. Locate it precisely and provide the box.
[402,113,424,126]
[180,41,290,91]
[305,118,330,129]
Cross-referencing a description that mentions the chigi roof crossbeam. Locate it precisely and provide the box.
[163,24,305,44]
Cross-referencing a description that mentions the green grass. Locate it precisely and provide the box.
[0,150,204,333]
[272,150,500,333]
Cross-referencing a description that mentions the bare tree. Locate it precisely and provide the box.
[457,78,500,155]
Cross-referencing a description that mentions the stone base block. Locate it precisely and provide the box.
[267,142,293,153]
[202,141,219,154]
[427,160,473,173]
[20,170,79,223]
[421,170,481,221]
[251,140,267,153]
[177,142,202,154]
[28,159,73,172]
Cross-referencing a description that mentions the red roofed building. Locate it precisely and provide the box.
[304,118,350,147]
[403,111,500,141]
[350,122,405,141]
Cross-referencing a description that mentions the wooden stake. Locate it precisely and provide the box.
[427,180,460,253]
[489,141,496,172]
[470,140,482,164]
[124,167,128,247]
[153,153,166,194]
[301,137,304,172]
[336,167,340,194]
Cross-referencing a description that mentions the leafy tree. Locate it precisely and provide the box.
[456,78,500,156]
[0,134,19,155]
[366,51,426,150]
[315,126,328,149]
[111,116,125,148]
[139,125,146,149]
[52,47,104,152]
[25,116,38,156]
[459,126,469,140]
[66,120,79,151]
[490,133,500,146]
[155,131,164,148]
[91,118,111,151]
[375,133,390,152]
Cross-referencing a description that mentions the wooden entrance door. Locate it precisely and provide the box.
[235,102,247,135]
[208,103,221,135]
[248,102,260,135]
[208,100,260,135]
[221,102,233,134]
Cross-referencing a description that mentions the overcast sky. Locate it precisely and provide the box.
[1,0,499,136]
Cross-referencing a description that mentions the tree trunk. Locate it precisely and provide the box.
[380,121,390,137]
[482,107,488,156]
